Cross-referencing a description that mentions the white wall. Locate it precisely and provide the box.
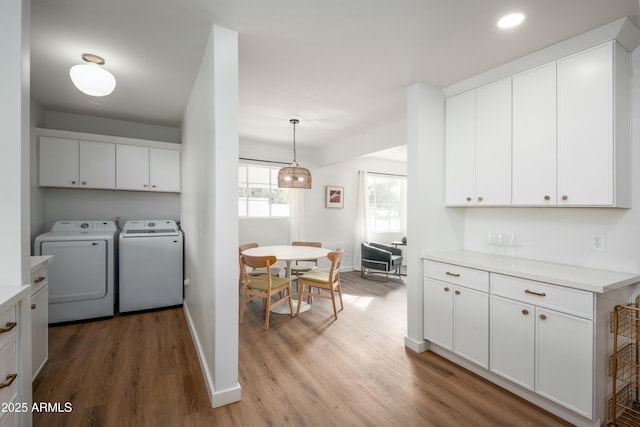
[462,47,640,275]
[181,24,240,407]
[44,110,181,143]
[0,0,30,286]
[30,100,46,251]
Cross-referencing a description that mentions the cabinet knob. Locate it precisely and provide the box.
[454,290,461,295]
[544,195,550,201]
[152,185,157,188]
[521,309,529,315]
[444,287,450,292]
[82,181,87,185]
[466,197,472,202]
[561,195,568,201]
[31,304,36,310]
[539,314,547,320]
[143,184,148,188]
[477,197,483,202]
[71,180,76,185]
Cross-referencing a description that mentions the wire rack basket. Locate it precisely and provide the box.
[610,296,640,426]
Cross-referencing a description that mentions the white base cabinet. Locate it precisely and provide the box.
[30,256,52,381]
[423,253,638,426]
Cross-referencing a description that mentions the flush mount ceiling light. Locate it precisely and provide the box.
[69,53,116,97]
[278,119,312,189]
[497,12,526,29]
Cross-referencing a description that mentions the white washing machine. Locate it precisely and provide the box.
[119,220,183,313]
[34,220,117,323]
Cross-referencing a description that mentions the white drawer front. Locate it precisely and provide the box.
[424,260,489,292]
[491,274,593,319]
[31,264,48,295]
[0,340,17,406]
[0,308,16,354]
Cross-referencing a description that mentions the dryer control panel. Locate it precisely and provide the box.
[121,220,180,237]
[50,221,117,232]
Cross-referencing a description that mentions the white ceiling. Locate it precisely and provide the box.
[31,0,640,149]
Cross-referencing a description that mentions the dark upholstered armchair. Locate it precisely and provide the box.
[361,242,403,281]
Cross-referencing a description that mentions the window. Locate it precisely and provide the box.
[368,174,406,232]
[239,164,289,217]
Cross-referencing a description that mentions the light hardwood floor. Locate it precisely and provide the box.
[33,272,570,426]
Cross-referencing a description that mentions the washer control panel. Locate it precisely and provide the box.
[121,220,179,237]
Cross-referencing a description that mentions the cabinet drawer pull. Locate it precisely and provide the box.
[524,289,546,297]
[0,322,17,334]
[522,309,529,315]
[34,276,46,283]
[544,195,550,201]
[445,272,460,278]
[0,374,17,390]
[454,290,461,295]
[31,304,37,310]
[539,314,547,320]
[443,287,450,292]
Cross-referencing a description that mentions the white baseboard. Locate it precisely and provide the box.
[404,336,428,353]
[183,303,242,407]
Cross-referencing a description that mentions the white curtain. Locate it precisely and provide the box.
[288,188,305,242]
[354,170,369,268]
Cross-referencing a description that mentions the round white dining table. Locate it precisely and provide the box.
[241,245,331,314]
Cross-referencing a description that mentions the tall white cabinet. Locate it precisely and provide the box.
[445,40,631,208]
[445,78,511,206]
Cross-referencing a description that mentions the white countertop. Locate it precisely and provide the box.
[422,250,640,293]
[31,255,53,271]
[0,286,31,313]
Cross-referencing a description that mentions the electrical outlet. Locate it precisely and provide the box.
[590,233,606,252]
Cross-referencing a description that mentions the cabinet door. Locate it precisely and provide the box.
[31,285,48,380]
[453,285,488,368]
[536,308,593,418]
[150,148,180,192]
[79,141,116,189]
[424,279,453,350]
[445,90,476,205]
[116,144,150,190]
[557,42,613,206]
[475,78,511,205]
[512,63,557,206]
[490,296,534,389]
[38,137,79,187]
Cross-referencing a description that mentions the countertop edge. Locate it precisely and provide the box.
[422,250,640,293]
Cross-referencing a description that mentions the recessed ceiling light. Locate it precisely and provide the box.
[497,12,525,29]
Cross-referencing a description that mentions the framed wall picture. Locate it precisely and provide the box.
[326,186,344,208]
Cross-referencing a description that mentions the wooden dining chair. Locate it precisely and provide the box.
[238,242,282,288]
[297,248,344,320]
[239,254,294,331]
[287,241,322,284]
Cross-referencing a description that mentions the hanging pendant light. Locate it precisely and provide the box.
[278,118,312,189]
[70,53,116,97]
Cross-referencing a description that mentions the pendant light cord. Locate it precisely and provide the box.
[292,120,297,163]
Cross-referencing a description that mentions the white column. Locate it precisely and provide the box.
[0,0,30,286]
[405,83,464,352]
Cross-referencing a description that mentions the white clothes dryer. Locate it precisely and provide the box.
[34,220,117,323]
[119,220,183,313]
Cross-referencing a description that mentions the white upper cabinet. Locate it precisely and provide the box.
[39,137,115,189]
[445,40,630,208]
[445,78,511,206]
[116,145,150,191]
[557,42,629,207]
[475,78,511,205]
[445,91,476,205]
[39,137,79,187]
[79,141,116,189]
[512,62,557,206]
[150,148,181,192]
[116,145,181,192]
